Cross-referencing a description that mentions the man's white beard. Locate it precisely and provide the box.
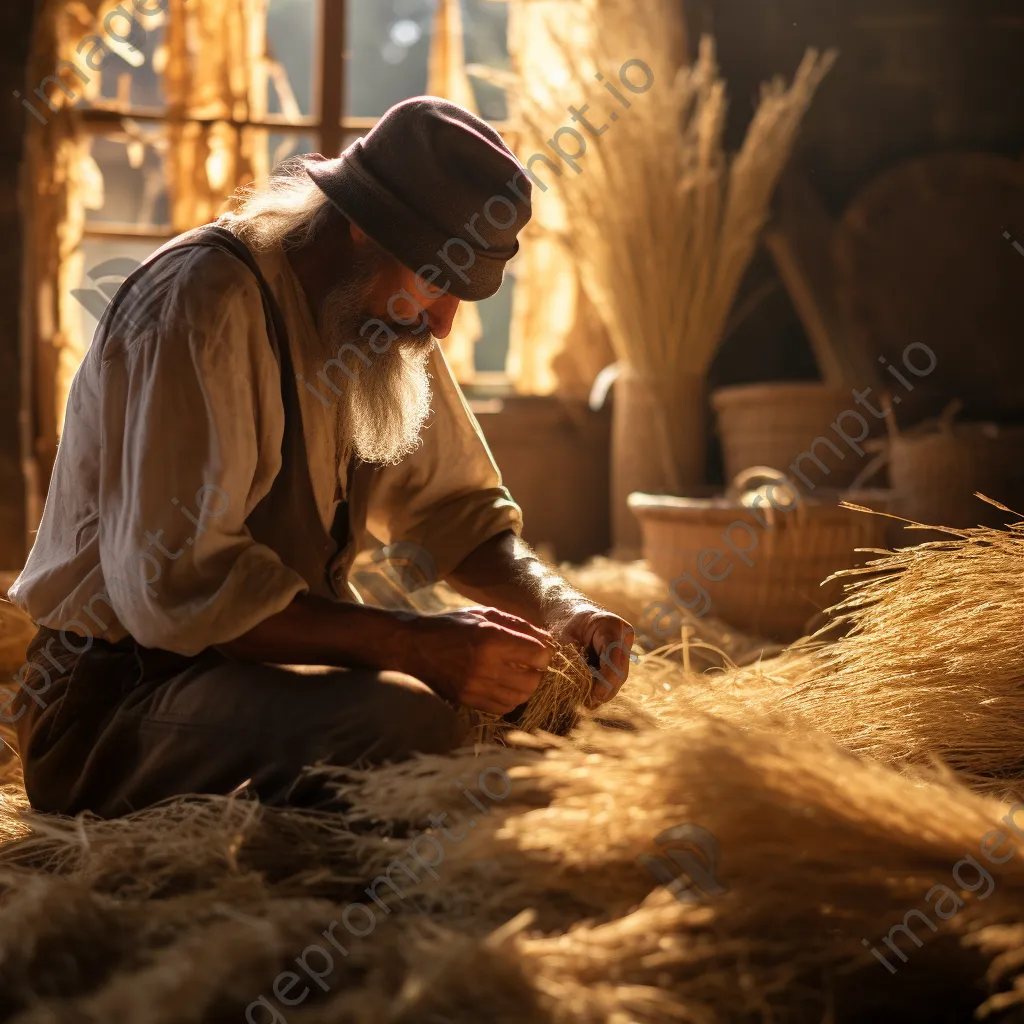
[319,279,434,467]
[340,339,434,466]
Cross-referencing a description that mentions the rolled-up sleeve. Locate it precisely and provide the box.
[97,248,308,654]
[363,345,523,582]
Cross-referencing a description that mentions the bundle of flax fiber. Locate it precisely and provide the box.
[457,644,596,745]
[4,515,1024,1021]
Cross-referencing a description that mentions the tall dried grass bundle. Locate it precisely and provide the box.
[739,513,1024,782]
[509,0,834,475]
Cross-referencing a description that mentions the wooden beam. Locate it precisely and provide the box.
[78,108,319,132]
[317,0,345,157]
[81,224,174,242]
[77,109,509,135]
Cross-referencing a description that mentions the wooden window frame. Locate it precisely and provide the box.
[77,0,352,244]
[76,0,510,244]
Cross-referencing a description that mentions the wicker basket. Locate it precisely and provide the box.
[888,421,1024,533]
[712,382,865,489]
[628,469,891,641]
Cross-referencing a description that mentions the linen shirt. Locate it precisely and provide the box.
[10,233,522,656]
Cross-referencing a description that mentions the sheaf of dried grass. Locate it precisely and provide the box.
[735,513,1024,782]
[511,0,835,383]
[457,645,596,747]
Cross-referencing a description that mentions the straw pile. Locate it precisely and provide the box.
[4,707,1024,1021]
[4,519,1024,1020]
[561,555,784,670]
[0,585,35,756]
[594,509,1024,791]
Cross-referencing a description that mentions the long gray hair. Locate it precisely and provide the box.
[221,159,338,252]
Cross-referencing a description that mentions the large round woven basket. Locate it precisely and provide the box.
[712,382,866,489]
[889,422,1024,531]
[628,471,891,641]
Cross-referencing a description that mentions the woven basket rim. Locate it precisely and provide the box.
[710,381,852,410]
[628,489,892,525]
[892,423,1024,447]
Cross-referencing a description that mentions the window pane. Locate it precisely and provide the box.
[264,0,317,118]
[345,0,433,118]
[461,0,509,122]
[77,9,167,111]
[83,128,171,229]
[267,132,320,170]
[344,0,509,121]
[475,273,514,373]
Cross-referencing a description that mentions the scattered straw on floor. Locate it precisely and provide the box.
[4,711,1024,1021]
[4,520,1024,1021]
[561,556,782,669]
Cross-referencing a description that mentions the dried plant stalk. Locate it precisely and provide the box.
[770,510,1024,778]
[459,645,595,744]
[508,0,834,478]
[515,645,594,734]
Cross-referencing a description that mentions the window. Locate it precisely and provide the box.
[69,0,515,378]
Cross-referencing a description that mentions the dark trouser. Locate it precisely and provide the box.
[13,627,464,818]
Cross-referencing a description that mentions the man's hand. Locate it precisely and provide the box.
[446,532,636,709]
[399,606,556,715]
[557,606,636,708]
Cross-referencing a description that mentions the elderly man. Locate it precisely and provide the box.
[8,97,634,817]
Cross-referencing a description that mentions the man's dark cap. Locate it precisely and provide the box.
[304,96,532,300]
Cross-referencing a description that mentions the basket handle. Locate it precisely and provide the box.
[849,447,890,490]
[938,398,963,436]
[725,466,798,501]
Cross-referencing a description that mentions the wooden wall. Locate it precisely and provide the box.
[0,2,37,568]
[689,0,1024,212]
[695,0,1024,480]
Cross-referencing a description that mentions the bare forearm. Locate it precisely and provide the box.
[218,592,417,670]
[217,583,558,716]
[446,531,595,632]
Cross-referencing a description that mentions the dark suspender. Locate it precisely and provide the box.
[100,224,352,599]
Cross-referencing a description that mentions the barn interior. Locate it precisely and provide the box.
[1,1,1024,1021]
